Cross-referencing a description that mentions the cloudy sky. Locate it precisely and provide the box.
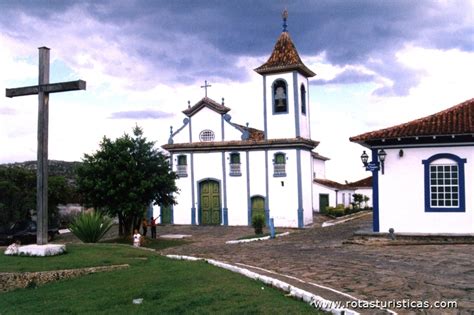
[0,0,473,182]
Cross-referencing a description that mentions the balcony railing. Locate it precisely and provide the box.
[273,163,286,177]
[177,164,188,177]
[229,163,241,176]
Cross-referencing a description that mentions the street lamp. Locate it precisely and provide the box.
[360,151,369,166]
[378,149,387,174]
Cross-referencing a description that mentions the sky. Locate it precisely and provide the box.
[0,0,473,183]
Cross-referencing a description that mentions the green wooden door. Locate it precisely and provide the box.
[161,205,172,224]
[200,180,221,225]
[319,194,329,212]
[251,196,266,222]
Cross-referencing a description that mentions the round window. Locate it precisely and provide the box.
[199,129,215,142]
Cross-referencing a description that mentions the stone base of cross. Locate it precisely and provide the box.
[5,47,86,245]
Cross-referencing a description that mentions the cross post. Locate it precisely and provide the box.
[5,47,86,245]
[200,80,211,97]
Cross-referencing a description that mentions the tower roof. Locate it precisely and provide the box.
[254,11,315,77]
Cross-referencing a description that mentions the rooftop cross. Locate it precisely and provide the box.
[200,80,212,97]
[282,9,288,32]
[5,47,86,245]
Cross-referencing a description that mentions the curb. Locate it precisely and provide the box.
[322,211,371,227]
[225,232,290,244]
[166,254,359,315]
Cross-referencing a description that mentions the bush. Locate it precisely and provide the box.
[69,211,113,243]
[252,215,265,235]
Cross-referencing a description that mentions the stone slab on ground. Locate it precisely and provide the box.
[346,230,474,245]
[17,244,66,256]
[159,234,192,239]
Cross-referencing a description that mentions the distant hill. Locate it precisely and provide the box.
[0,160,82,182]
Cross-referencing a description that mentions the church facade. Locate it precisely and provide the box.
[159,14,319,228]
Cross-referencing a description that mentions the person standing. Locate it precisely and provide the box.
[150,216,157,239]
[142,218,148,237]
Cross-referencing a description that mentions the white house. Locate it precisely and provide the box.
[159,12,319,228]
[350,98,474,234]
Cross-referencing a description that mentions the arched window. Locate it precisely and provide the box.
[422,153,466,212]
[273,152,286,177]
[177,155,188,177]
[273,80,288,114]
[229,152,241,176]
[300,84,306,115]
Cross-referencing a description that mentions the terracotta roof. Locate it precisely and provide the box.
[254,31,315,77]
[314,176,372,190]
[182,97,230,117]
[162,137,318,152]
[346,176,372,188]
[233,124,265,141]
[350,98,474,143]
[313,179,347,190]
[311,151,330,161]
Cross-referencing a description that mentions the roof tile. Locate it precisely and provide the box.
[350,98,474,142]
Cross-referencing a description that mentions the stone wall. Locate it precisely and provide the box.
[0,264,129,292]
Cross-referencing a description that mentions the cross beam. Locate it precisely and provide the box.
[6,80,86,98]
[5,47,86,245]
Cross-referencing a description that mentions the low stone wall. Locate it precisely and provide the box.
[346,232,474,245]
[0,264,129,292]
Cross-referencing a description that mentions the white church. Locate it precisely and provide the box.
[158,12,323,228]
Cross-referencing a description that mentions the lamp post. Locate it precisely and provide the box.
[360,149,386,174]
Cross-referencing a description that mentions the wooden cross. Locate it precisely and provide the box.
[5,47,86,245]
[200,80,211,97]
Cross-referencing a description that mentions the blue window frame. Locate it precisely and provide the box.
[229,152,241,176]
[273,152,286,177]
[422,153,466,212]
[300,84,306,115]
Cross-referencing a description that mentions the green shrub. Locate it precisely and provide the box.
[252,214,265,235]
[324,207,345,217]
[69,211,113,243]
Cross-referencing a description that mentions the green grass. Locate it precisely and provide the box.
[0,244,321,314]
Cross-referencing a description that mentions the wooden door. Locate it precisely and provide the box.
[200,180,221,225]
[251,196,266,222]
[319,194,329,212]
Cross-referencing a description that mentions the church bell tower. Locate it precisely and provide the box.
[254,10,316,140]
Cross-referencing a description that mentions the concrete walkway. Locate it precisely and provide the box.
[157,215,473,314]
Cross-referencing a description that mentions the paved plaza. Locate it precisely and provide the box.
[157,215,473,314]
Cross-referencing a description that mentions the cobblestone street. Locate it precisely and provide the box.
[157,215,474,314]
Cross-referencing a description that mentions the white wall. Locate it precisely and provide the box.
[225,150,249,226]
[264,72,296,139]
[301,150,314,225]
[354,188,373,207]
[190,107,223,143]
[312,183,336,212]
[312,158,326,179]
[379,146,473,234]
[267,149,299,227]
[296,73,311,139]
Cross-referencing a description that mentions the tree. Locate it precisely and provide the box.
[76,126,178,236]
[0,166,72,226]
[352,193,364,209]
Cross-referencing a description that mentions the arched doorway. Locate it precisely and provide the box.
[199,180,221,225]
[251,195,266,223]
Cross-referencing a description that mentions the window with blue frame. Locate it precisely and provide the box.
[273,152,286,177]
[229,152,241,176]
[273,79,288,114]
[300,84,306,115]
[422,153,466,212]
[177,155,188,177]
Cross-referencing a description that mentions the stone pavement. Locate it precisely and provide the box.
[157,215,474,315]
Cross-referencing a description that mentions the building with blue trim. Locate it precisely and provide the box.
[351,98,474,234]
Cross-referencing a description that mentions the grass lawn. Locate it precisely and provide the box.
[0,244,321,314]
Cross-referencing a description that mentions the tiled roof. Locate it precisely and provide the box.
[234,124,265,141]
[254,31,315,77]
[162,137,318,152]
[311,151,330,161]
[346,176,372,188]
[182,97,230,117]
[314,176,373,190]
[313,179,347,190]
[350,98,474,143]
